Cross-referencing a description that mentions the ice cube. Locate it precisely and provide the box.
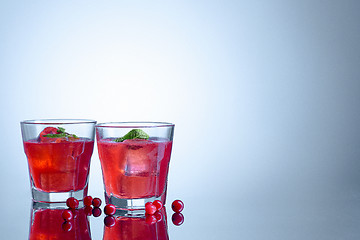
[123,140,158,176]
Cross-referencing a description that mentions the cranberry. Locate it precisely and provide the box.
[145,202,157,215]
[62,221,73,231]
[92,198,102,207]
[84,206,93,216]
[153,200,163,211]
[92,207,102,217]
[145,214,157,225]
[104,216,116,227]
[172,213,184,226]
[61,210,73,221]
[154,211,163,222]
[83,196,93,206]
[66,197,79,209]
[104,204,116,216]
[171,200,184,213]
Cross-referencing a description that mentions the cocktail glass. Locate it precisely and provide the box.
[21,119,96,202]
[96,122,174,210]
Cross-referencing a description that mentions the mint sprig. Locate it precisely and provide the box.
[114,129,149,142]
[44,127,78,139]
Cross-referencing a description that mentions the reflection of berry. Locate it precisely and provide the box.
[84,196,93,206]
[171,200,184,213]
[104,216,116,227]
[66,197,79,209]
[62,210,73,221]
[104,204,116,215]
[154,211,163,222]
[84,206,93,216]
[62,221,73,231]
[92,198,102,207]
[145,214,157,225]
[172,213,184,226]
[92,207,102,217]
[153,200,163,211]
[68,208,78,219]
[145,202,157,215]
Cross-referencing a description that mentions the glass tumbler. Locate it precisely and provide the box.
[21,119,96,202]
[96,122,174,210]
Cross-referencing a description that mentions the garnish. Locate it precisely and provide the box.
[171,200,184,213]
[92,197,102,207]
[84,196,93,207]
[66,197,79,209]
[104,204,116,216]
[145,202,157,215]
[114,129,149,142]
[43,127,78,139]
[153,200,163,211]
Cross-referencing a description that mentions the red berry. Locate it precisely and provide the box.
[66,197,79,209]
[62,221,73,231]
[104,216,116,227]
[92,198,102,207]
[152,200,163,211]
[92,207,102,217]
[145,202,157,215]
[154,211,163,222]
[61,210,73,221]
[171,200,184,213]
[104,204,116,216]
[39,127,58,142]
[172,213,184,226]
[145,214,157,225]
[83,196,93,206]
[84,206,93,216]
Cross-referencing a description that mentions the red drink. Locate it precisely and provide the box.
[29,208,91,240]
[97,139,172,199]
[24,138,94,192]
[103,209,169,240]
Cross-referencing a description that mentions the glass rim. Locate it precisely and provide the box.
[20,119,97,125]
[95,121,175,128]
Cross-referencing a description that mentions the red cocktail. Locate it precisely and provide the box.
[98,139,172,199]
[96,122,174,209]
[24,138,94,192]
[21,119,96,202]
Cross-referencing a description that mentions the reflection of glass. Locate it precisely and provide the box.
[29,203,91,240]
[103,208,169,240]
[96,122,174,209]
[21,119,96,202]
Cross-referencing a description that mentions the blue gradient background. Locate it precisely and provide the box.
[1,0,360,239]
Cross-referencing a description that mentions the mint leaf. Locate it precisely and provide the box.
[57,127,66,133]
[44,127,78,139]
[44,133,68,138]
[114,129,149,142]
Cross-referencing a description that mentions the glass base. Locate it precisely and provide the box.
[32,187,87,203]
[32,201,74,209]
[105,192,166,210]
